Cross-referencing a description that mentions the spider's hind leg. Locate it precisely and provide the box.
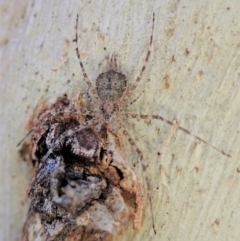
[119,124,157,234]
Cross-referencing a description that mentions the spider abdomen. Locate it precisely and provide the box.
[96,69,127,102]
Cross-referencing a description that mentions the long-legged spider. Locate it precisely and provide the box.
[72,12,231,234]
[20,11,231,237]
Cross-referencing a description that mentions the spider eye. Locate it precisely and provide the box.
[112,80,120,87]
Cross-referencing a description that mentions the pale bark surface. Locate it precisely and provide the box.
[1,0,240,241]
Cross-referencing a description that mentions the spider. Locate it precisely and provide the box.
[20,11,231,237]
[73,12,158,234]
[72,12,231,234]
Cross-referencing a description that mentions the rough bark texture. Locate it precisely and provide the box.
[21,95,143,241]
[1,0,240,241]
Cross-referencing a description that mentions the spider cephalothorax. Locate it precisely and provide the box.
[95,69,126,120]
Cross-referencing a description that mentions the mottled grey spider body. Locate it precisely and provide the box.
[74,13,155,133]
[74,12,157,233]
[96,70,127,102]
[96,69,127,120]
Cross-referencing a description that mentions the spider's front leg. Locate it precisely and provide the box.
[74,14,100,101]
[124,12,155,101]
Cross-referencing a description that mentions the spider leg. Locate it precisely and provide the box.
[17,110,68,147]
[124,12,155,101]
[120,89,145,109]
[124,112,231,157]
[119,124,157,234]
[17,129,33,147]
[105,128,143,230]
[74,14,99,99]
[84,87,102,110]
